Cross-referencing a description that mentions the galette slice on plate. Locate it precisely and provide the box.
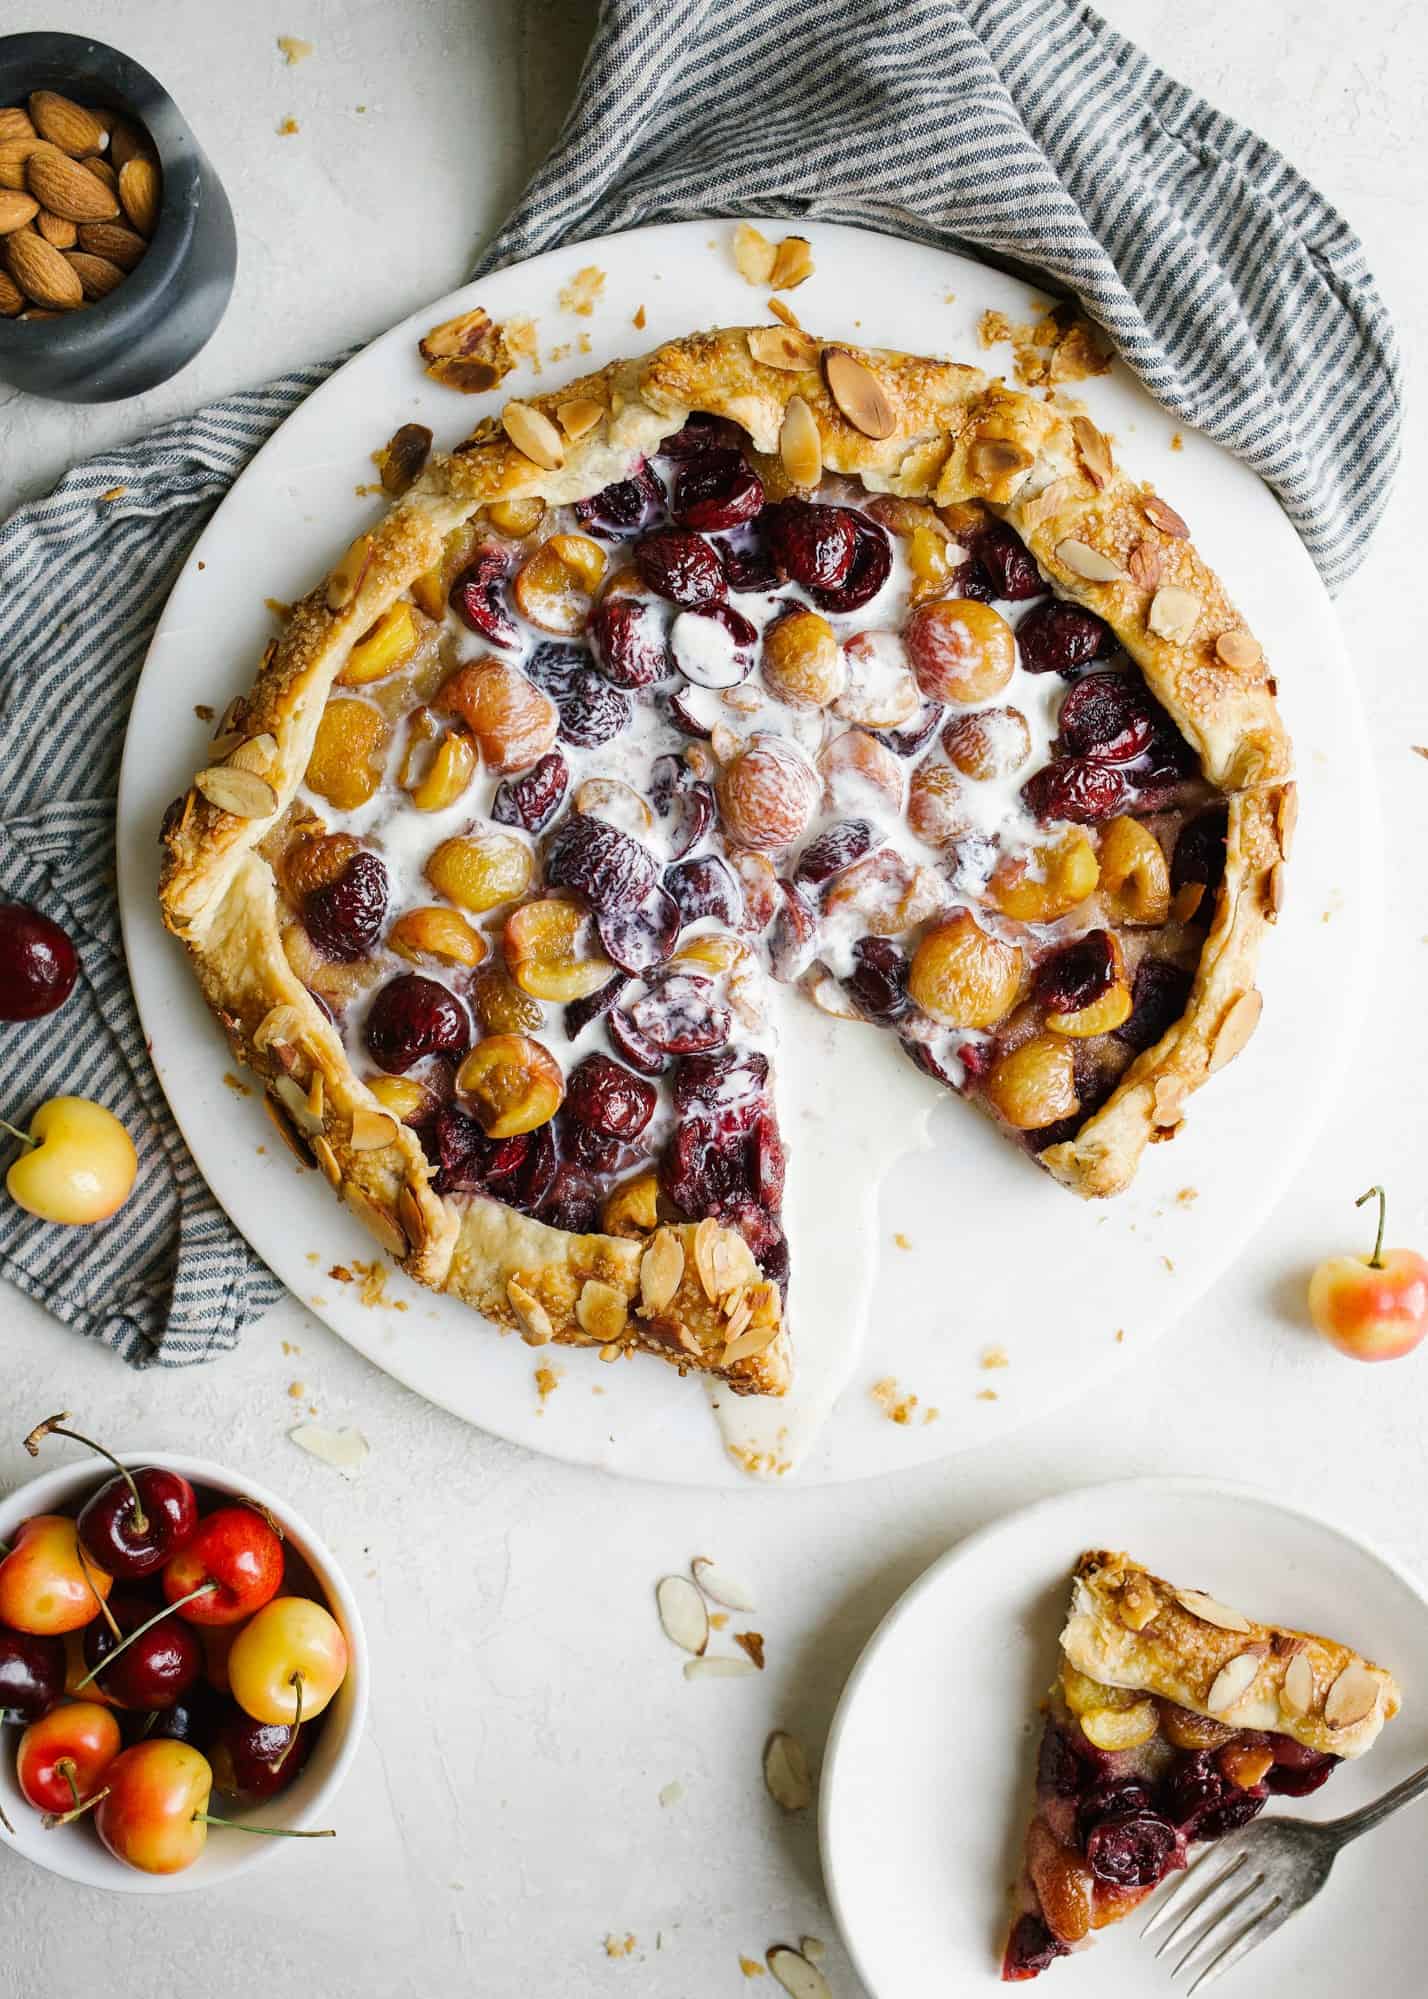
[1003,1550,1401,1980]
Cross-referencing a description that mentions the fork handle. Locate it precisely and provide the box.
[1321,1759,1428,1845]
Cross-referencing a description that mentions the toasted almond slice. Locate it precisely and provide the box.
[288,1422,368,1479]
[767,1946,832,1999]
[342,1183,407,1259]
[1209,989,1263,1072]
[274,1073,323,1137]
[1071,415,1112,489]
[710,1227,757,1298]
[722,1318,782,1366]
[576,1277,629,1343]
[1117,1575,1161,1631]
[1175,1589,1252,1634]
[767,295,802,331]
[640,1227,685,1315]
[1265,861,1287,920]
[312,1135,342,1189]
[657,1575,709,1656]
[1216,628,1263,671]
[682,1653,758,1681]
[226,730,278,776]
[1280,1649,1315,1719]
[1276,782,1299,860]
[779,395,822,488]
[763,1730,813,1812]
[1147,583,1201,642]
[254,1003,307,1051]
[748,323,818,371]
[968,437,1034,486]
[350,1105,398,1152]
[1206,1651,1262,1714]
[799,1939,826,1964]
[1325,1660,1381,1729]
[1126,538,1163,590]
[769,235,814,290]
[507,1276,553,1347]
[304,1071,324,1123]
[397,1183,429,1254]
[194,764,277,818]
[262,1091,312,1165]
[691,1557,755,1611]
[1017,476,1074,535]
[1056,538,1122,583]
[824,349,894,440]
[1143,495,1189,537]
[326,531,373,611]
[732,222,776,284]
[555,396,603,441]
[502,400,565,470]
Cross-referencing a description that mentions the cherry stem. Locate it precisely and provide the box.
[272,1673,304,1774]
[73,1581,217,1691]
[0,1798,13,1837]
[58,1759,80,1813]
[1356,1185,1388,1270]
[76,1538,122,1642]
[191,1815,335,1840]
[42,1786,109,1830]
[23,1413,149,1536]
[0,1115,36,1152]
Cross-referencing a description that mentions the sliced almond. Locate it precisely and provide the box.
[326,531,373,611]
[304,1071,324,1124]
[767,295,802,331]
[657,1575,709,1656]
[1206,1651,1262,1715]
[254,1003,307,1052]
[763,1730,813,1812]
[767,1946,832,1999]
[1280,1650,1315,1719]
[722,1317,781,1367]
[194,764,277,818]
[691,1557,755,1612]
[640,1227,685,1315]
[1175,1589,1252,1634]
[1126,538,1163,590]
[262,1091,312,1165]
[226,730,278,776]
[967,437,1033,486]
[342,1183,407,1259]
[576,1277,628,1343]
[350,1105,398,1152]
[769,235,814,289]
[1276,782,1299,860]
[779,395,822,488]
[274,1073,323,1137]
[1265,860,1287,920]
[1147,583,1201,642]
[507,1276,553,1347]
[1143,495,1189,537]
[555,396,603,441]
[1324,1661,1380,1730]
[502,400,565,470]
[1018,477,1073,535]
[731,222,776,284]
[1056,538,1122,584]
[1152,1074,1187,1127]
[683,1653,758,1681]
[398,1181,430,1257]
[1071,415,1113,489]
[748,323,818,371]
[1216,628,1263,671]
[824,348,895,440]
[1209,989,1263,1072]
[289,1422,368,1479]
[311,1135,342,1189]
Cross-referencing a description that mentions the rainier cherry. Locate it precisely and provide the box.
[3,1096,138,1225]
[17,1700,121,1816]
[0,1515,112,1635]
[162,1506,284,1626]
[229,1596,348,1727]
[1309,1186,1428,1362]
[95,1740,332,1874]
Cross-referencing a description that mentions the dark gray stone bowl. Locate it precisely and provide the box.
[0,31,236,402]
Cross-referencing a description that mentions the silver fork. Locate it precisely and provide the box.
[1141,1760,1428,1991]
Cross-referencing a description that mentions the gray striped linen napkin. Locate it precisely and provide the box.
[0,0,1399,1365]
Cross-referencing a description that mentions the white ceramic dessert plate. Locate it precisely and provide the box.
[117,219,1378,1487]
[0,1451,368,1894]
[819,1477,1427,1995]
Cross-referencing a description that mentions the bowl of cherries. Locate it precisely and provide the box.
[0,1416,367,1892]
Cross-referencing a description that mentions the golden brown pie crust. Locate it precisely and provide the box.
[159,326,1294,1384]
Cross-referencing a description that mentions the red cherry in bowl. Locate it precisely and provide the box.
[0,901,78,1020]
[25,1414,198,1581]
[209,1705,312,1805]
[162,1505,284,1626]
[0,1623,66,1719]
[82,1588,204,1710]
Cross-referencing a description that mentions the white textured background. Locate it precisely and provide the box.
[2,4,1426,1995]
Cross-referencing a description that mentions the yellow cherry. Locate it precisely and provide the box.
[4,1097,138,1225]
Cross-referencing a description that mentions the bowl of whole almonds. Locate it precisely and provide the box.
[0,31,236,402]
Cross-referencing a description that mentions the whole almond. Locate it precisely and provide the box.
[0,269,23,316]
[36,209,78,249]
[0,139,40,190]
[83,154,118,193]
[66,250,125,300]
[28,143,120,223]
[109,119,156,173]
[77,220,146,271]
[0,108,36,146]
[118,156,160,237]
[6,228,84,310]
[29,91,105,158]
[0,189,39,234]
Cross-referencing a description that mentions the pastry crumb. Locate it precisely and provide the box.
[709,1610,728,1630]
[977,304,1110,386]
[419,306,516,392]
[1170,432,1184,450]
[980,1345,1010,1369]
[767,295,801,330]
[727,1442,792,1477]
[943,291,957,303]
[287,1380,306,1399]
[1115,1327,1126,1342]
[976,1388,999,1402]
[1411,745,1428,762]
[329,1264,352,1284]
[1176,1186,1199,1207]
[632,304,646,329]
[277,35,313,65]
[353,481,383,497]
[351,1258,396,1308]
[264,597,292,618]
[559,265,606,316]
[276,116,300,136]
[535,1364,562,1405]
[603,1933,637,1959]
[871,1376,918,1425]
[658,1780,683,1807]
[893,1231,913,1250]
[739,1958,767,1979]
[222,1072,250,1097]
[923,1405,940,1424]
[734,1630,765,1670]
[1161,1256,1175,1273]
[99,485,126,502]
[504,314,541,373]
[282,1338,302,1351]
[194,703,215,722]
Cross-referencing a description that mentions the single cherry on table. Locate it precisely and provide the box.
[3,1095,138,1226]
[1309,1185,1428,1362]
[0,901,78,1021]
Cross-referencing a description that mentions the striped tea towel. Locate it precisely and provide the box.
[0,0,1399,1365]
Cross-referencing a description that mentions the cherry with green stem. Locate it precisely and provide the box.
[75,1582,214,1700]
[25,1412,199,1581]
[1356,1184,1387,1268]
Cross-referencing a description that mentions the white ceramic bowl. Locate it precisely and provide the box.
[0,1451,368,1894]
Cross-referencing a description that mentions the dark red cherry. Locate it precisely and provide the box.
[1114,958,1194,1053]
[565,1052,657,1141]
[664,853,743,927]
[1263,1737,1339,1796]
[1002,1913,1069,1980]
[809,512,892,613]
[1057,672,1158,762]
[210,1706,312,1804]
[843,936,910,1023]
[449,548,520,648]
[649,753,715,858]
[0,902,79,1020]
[544,813,658,914]
[656,413,741,460]
[1021,756,1130,824]
[669,601,757,688]
[1192,1787,1268,1840]
[589,596,670,688]
[973,519,1045,601]
[1084,1811,1182,1887]
[83,1589,203,1710]
[303,852,389,961]
[670,449,765,531]
[78,1464,199,1580]
[491,750,569,833]
[556,670,632,748]
[523,640,588,699]
[723,543,780,594]
[574,461,664,538]
[607,1005,668,1077]
[673,1046,769,1119]
[873,701,943,758]
[635,529,727,607]
[597,884,681,974]
[1032,930,1118,1015]
[538,1160,602,1232]
[0,1626,65,1720]
[1016,597,1114,677]
[1171,805,1229,895]
[562,971,630,1040]
[364,973,473,1073]
[627,974,731,1055]
[794,818,877,888]
[764,498,856,592]
[766,879,819,983]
